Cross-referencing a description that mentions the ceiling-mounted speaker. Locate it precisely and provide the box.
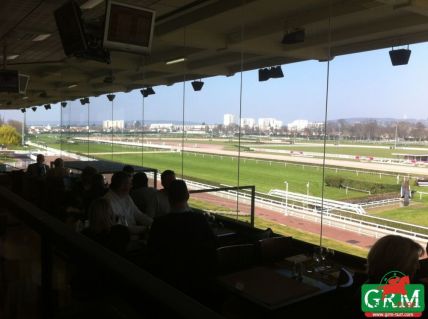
[191,80,204,91]
[389,48,411,66]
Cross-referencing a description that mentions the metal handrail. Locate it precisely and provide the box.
[0,186,224,319]
[189,185,256,227]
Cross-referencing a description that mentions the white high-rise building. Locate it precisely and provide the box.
[258,118,283,131]
[240,118,255,128]
[223,114,236,126]
[103,120,124,131]
[287,119,309,132]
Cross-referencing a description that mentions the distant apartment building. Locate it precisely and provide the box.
[149,123,174,132]
[287,119,323,132]
[223,114,236,126]
[103,120,124,131]
[287,119,309,132]
[240,118,255,128]
[258,118,283,131]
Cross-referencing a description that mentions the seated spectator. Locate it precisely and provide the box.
[82,198,130,254]
[83,173,108,211]
[147,203,217,294]
[367,235,423,283]
[27,154,49,178]
[47,158,69,179]
[156,169,176,216]
[342,235,424,318]
[104,171,152,236]
[169,179,191,213]
[122,165,135,176]
[130,172,157,218]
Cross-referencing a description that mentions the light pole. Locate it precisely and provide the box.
[284,181,289,215]
[394,122,398,149]
[306,181,310,208]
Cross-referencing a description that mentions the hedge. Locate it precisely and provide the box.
[325,175,400,194]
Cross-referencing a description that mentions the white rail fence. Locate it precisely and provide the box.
[185,181,428,244]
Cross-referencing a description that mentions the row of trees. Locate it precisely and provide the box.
[0,116,22,146]
[325,120,427,141]
[218,120,428,140]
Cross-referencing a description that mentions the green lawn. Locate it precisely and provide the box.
[28,134,404,201]
[250,144,428,158]
[93,152,402,200]
[368,198,428,227]
[254,217,368,258]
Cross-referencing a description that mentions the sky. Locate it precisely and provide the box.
[3,42,428,125]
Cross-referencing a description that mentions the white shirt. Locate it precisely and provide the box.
[104,190,153,234]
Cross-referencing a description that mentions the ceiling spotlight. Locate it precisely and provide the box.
[79,97,90,105]
[191,80,204,91]
[389,46,411,66]
[107,94,116,101]
[21,108,26,113]
[140,89,149,97]
[282,28,305,44]
[44,104,51,110]
[258,68,270,81]
[270,66,284,78]
[61,101,67,108]
[32,106,37,112]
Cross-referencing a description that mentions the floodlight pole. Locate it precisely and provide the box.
[306,182,310,208]
[394,122,398,149]
[22,111,26,146]
[284,181,289,215]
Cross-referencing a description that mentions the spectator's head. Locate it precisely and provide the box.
[87,198,116,233]
[161,170,176,190]
[53,158,64,169]
[132,172,148,189]
[110,171,132,196]
[36,154,45,164]
[367,235,423,282]
[91,173,106,190]
[169,179,189,209]
[81,166,97,186]
[123,165,135,176]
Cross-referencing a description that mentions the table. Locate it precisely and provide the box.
[63,159,158,188]
[217,259,338,310]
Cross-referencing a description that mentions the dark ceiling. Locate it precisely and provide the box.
[1,0,428,109]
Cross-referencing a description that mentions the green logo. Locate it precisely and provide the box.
[361,271,424,317]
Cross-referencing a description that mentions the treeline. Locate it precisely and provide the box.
[324,119,427,141]
[0,116,22,146]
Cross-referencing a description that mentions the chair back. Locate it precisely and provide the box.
[258,236,293,264]
[216,244,256,274]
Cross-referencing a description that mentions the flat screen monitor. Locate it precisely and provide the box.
[103,1,155,54]
[54,0,87,56]
[0,70,19,93]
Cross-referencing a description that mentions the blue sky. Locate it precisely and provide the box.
[3,42,428,125]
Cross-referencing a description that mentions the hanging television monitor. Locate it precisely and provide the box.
[103,0,156,55]
[54,0,88,56]
[0,70,19,93]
